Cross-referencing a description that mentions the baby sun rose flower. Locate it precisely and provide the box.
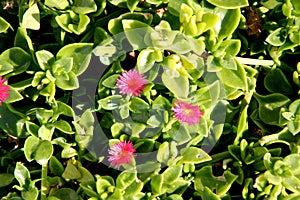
[116,69,147,97]
[0,76,10,106]
[108,140,136,169]
[171,100,203,125]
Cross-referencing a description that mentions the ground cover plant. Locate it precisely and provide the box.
[1,0,300,199]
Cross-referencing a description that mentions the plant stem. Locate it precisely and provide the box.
[41,163,48,200]
[235,57,274,66]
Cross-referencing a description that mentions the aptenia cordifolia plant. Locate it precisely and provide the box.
[2,0,300,199]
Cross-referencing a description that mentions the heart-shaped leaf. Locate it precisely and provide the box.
[34,140,54,165]
[22,3,40,30]
[161,70,189,99]
[254,93,291,126]
[56,43,93,75]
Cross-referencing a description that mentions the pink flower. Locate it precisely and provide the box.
[108,141,136,169]
[0,76,10,106]
[171,100,203,125]
[116,69,147,97]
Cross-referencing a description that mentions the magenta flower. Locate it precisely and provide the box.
[0,76,10,106]
[108,141,136,169]
[171,100,203,125]
[116,69,147,97]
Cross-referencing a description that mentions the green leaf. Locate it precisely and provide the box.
[14,162,31,187]
[160,32,184,51]
[38,125,54,140]
[14,27,34,52]
[54,101,75,118]
[168,124,191,145]
[22,186,39,200]
[261,0,281,9]
[254,93,291,126]
[0,47,31,76]
[202,12,219,33]
[0,17,12,33]
[102,74,119,89]
[201,187,220,200]
[56,43,93,75]
[217,60,247,90]
[179,147,211,164]
[122,19,153,49]
[166,180,190,194]
[157,142,170,163]
[34,140,54,165]
[162,165,182,184]
[167,194,184,200]
[35,109,53,124]
[161,70,189,98]
[215,8,241,41]
[69,14,90,35]
[52,188,79,200]
[283,154,300,175]
[55,13,72,32]
[36,50,55,71]
[62,161,81,180]
[40,81,56,101]
[5,86,24,103]
[147,20,178,47]
[74,122,93,150]
[94,27,110,45]
[72,0,97,14]
[96,177,113,194]
[77,166,94,182]
[56,71,79,90]
[22,3,40,30]
[108,13,153,35]
[98,95,123,110]
[108,188,123,199]
[234,105,248,144]
[264,68,293,95]
[151,174,164,194]
[207,0,248,9]
[127,0,140,12]
[0,61,14,76]
[124,179,144,197]
[0,104,21,137]
[179,3,194,23]
[49,156,64,176]
[24,136,40,162]
[287,99,300,135]
[116,170,136,190]
[79,109,94,129]
[137,49,163,74]
[61,147,78,158]
[266,28,286,46]
[32,71,45,87]
[136,161,160,175]
[217,39,241,58]
[282,176,300,193]
[195,166,238,195]
[292,0,300,13]
[129,97,150,113]
[54,120,74,134]
[195,81,220,110]
[93,0,106,17]
[45,0,69,9]
[135,139,154,152]
[0,173,14,187]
